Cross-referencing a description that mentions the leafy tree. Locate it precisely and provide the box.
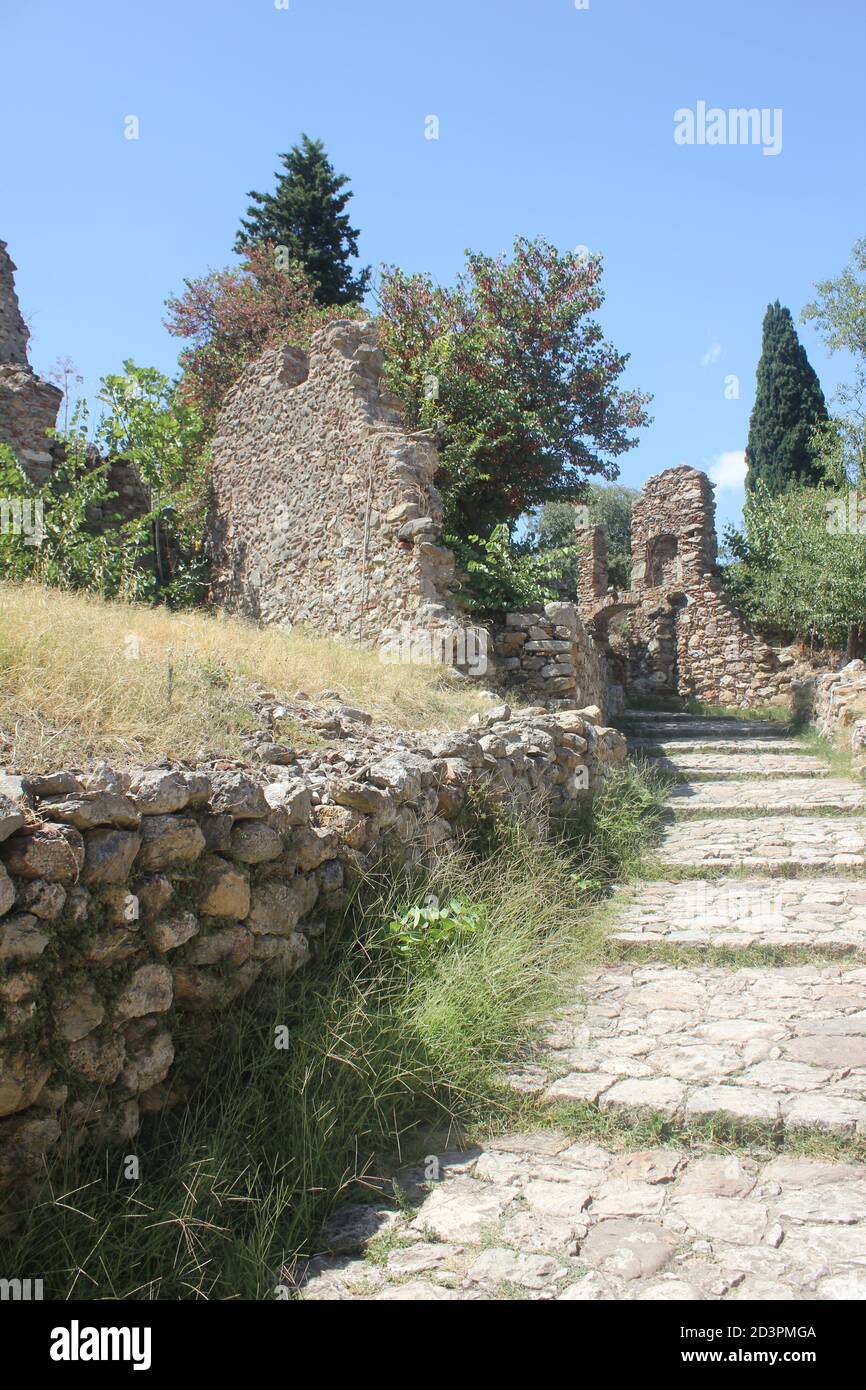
[536,482,640,590]
[165,242,355,431]
[95,363,207,604]
[0,428,148,600]
[802,236,866,483]
[0,368,209,608]
[724,480,866,651]
[448,526,566,613]
[234,135,369,305]
[745,301,828,493]
[377,237,652,544]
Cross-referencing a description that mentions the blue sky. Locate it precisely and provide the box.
[3,0,864,535]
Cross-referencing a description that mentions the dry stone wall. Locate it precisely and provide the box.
[814,660,866,772]
[208,320,466,650]
[491,603,609,711]
[0,702,626,1202]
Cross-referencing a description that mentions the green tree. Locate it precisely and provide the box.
[0,427,148,600]
[165,243,353,433]
[0,368,209,608]
[802,235,866,484]
[96,362,208,604]
[234,136,369,306]
[378,238,651,543]
[724,480,866,652]
[536,483,640,590]
[745,301,828,493]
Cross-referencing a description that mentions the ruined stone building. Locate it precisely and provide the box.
[0,241,63,486]
[207,317,611,711]
[5,236,828,716]
[577,463,826,708]
[208,319,464,645]
[0,239,148,525]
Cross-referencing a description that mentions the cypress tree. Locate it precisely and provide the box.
[745,301,828,492]
[234,135,369,306]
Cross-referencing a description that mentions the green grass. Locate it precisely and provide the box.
[607,940,866,969]
[535,1101,866,1165]
[667,803,862,819]
[0,764,668,1301]
[799,726,865,782]
[638,858,866,881]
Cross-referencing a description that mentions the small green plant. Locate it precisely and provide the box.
[387,895,484,961]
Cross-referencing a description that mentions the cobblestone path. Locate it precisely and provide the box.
[298,711,866,1301]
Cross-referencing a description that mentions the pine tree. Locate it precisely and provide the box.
[234,135,369,306]
[745,301,828,493]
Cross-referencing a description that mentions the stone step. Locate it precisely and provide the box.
[295,1132,866,1301]
[538,964,866,1135]
[655,815,866,870]
[664,777,865,816]
[648,753,828,779]
[629,738,809,755]
[610,879,866,951]
[621,717,793,741]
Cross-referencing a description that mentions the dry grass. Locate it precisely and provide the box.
[0,581,492,770]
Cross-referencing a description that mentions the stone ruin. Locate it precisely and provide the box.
[0,240,148,523]
[5,236,830,717]
[0,241,63,487]
[577,463,829,708]
[208,319,464,646]
[207,318,612,713]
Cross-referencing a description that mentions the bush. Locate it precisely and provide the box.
[723,479,866,650]
[0,364,209,609]
[387,895,484,964]
[165,242,359,431]
[449,524,568,613]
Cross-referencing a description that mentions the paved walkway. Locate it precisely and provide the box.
[298,711,866,1301]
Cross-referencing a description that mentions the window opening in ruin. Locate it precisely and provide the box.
[647,534,680,588]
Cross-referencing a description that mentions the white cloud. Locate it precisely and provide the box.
[708,449,747,491]
[701,343,722,367]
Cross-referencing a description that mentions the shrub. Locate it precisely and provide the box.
[165,242,359,431]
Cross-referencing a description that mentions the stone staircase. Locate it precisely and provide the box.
[296,710,866,1302]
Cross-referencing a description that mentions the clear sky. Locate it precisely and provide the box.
[3,0,864,534]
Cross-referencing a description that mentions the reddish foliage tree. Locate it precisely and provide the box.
[164,243,358,431]
[378,237,652,540]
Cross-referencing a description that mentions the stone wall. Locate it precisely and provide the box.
[208,319,467,650]
[0,239,149,529]
[0,702,626,1199]
[578,465,831,709]
[814,661,866,772]
[490,603,610,711]
[0,241,63,486]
